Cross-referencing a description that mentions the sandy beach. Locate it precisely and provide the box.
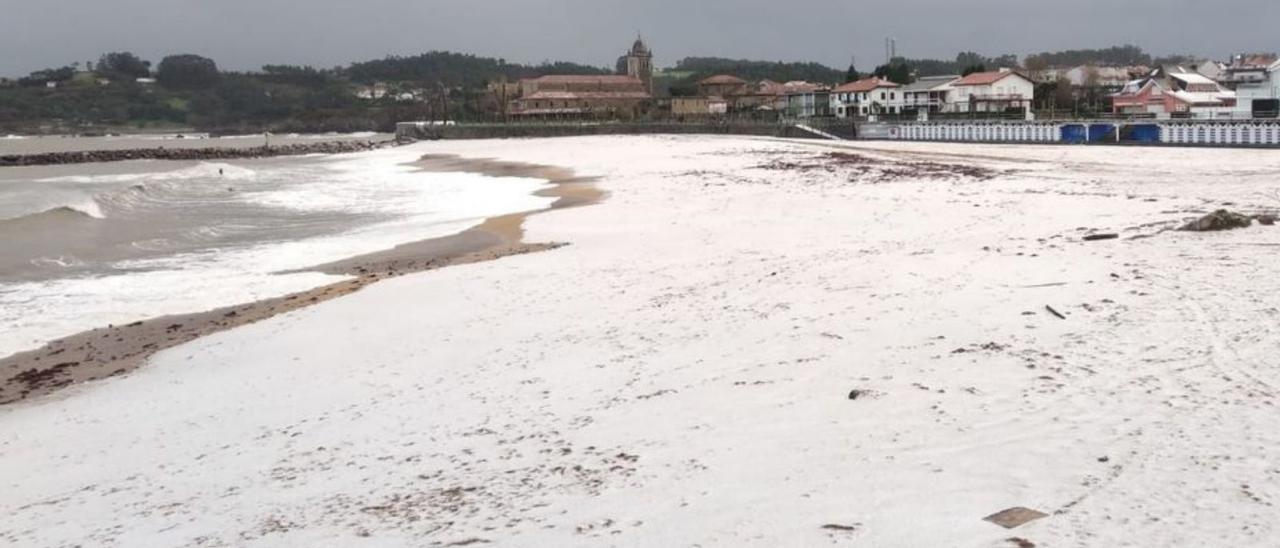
[0,155,601,405]
[4,135,1280,547]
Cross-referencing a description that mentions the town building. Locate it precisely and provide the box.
[899,75,958,115]
[356,83,389,100]
[1062,66,1144,89]
[946,69,1036,114]
[1219,54,1277,89]
[671,96,729,117]
[830,77,901,118]
[1229,59,1280,118]
[785,84,833,118]
[511,75,651,118]
[696,75,748,98]
[1111,66,1236,118]
[509,38,655,119]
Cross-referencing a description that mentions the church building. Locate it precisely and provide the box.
[510,37,655,119]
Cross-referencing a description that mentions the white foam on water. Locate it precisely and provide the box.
[0,147,555,356]
[33,162,256,185]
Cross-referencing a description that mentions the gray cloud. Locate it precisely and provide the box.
[4,0,1278,77]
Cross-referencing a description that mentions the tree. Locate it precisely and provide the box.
[156,54,220,89]
[98,52,151,80]
[845,63,860,83]
[961,64,986,77]
[873,62,912,85]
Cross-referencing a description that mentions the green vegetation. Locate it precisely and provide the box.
[0,45,1219,133]
[0,50,613,133]
[671,57,845,84]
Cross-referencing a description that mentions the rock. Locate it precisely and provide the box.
[984,507,1049,529]
[848,389,866,400]
[1179,209,1253,232]
[1082,233,1119,241]
[1255,214,1277,226]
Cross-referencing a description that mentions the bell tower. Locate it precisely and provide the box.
[626,35,654,94]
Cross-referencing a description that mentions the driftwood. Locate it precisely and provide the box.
[1082,233,1119,241]
[1045,305,1067,320]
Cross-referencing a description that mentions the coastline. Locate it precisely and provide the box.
[0,138,400,167]
[0,154,603,406]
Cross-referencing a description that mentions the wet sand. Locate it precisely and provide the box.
[0,154,603,406]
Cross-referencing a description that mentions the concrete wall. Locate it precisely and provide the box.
[396,121,844,141]
[861,120,1280,147]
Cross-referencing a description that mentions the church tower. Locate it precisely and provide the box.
[626,36,654,95]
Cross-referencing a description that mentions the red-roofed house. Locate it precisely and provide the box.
[946,69,1035,113]
[697,74,749,97]
[830,77,902,118]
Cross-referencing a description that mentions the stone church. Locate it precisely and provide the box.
[510,37,654,119]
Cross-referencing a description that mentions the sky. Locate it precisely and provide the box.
[3,0,1279,77]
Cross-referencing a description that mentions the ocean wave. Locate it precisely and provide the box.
[30,255,85,269]
[0,205,104,231]
[35,162,257,185]
[2,134,27,140]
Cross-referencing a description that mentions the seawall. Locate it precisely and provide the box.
[396,121,852,141]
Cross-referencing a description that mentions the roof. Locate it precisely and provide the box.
[952,70,1029,86]
[832,77,900,93]
[521,90,651,100]
[1167,90,1227,105]
[630,37,650,55]
[699,74,748,86]
[900,75,958,92]
[1232,54,1278,68]
[528,75,644,85]
[1169,72,1217,86]
[777,81,827,94]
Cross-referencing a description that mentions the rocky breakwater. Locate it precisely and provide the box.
[0,139,404,167]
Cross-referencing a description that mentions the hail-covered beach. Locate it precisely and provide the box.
[3,135,1280,547]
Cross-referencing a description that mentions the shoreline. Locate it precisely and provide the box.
[0,153,603,406]
[0,138,401,167]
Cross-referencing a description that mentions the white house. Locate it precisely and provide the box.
[946,69,1035,114]
[785,85,833,118]
[899,75,958,114]
[1232,59,1280,118]
[830,77,902,118]
[1063,66,1139,89]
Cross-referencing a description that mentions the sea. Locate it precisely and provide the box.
[0,134,554,356]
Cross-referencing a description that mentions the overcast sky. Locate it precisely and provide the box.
[4,0,1279,77]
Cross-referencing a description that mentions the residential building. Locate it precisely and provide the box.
[1231,59,1280,118]
[1062,66,1144,89]
[899,75,958,114]
[1197,60,1226,82]
[1219,54,1277,89]
[786,85,833,118]
[830,77,901,118]
[1111,66,1236,118]
[696,75,748,98]
[356,83,389,100]
[947,69,1035,113]
[671,96,729,117]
